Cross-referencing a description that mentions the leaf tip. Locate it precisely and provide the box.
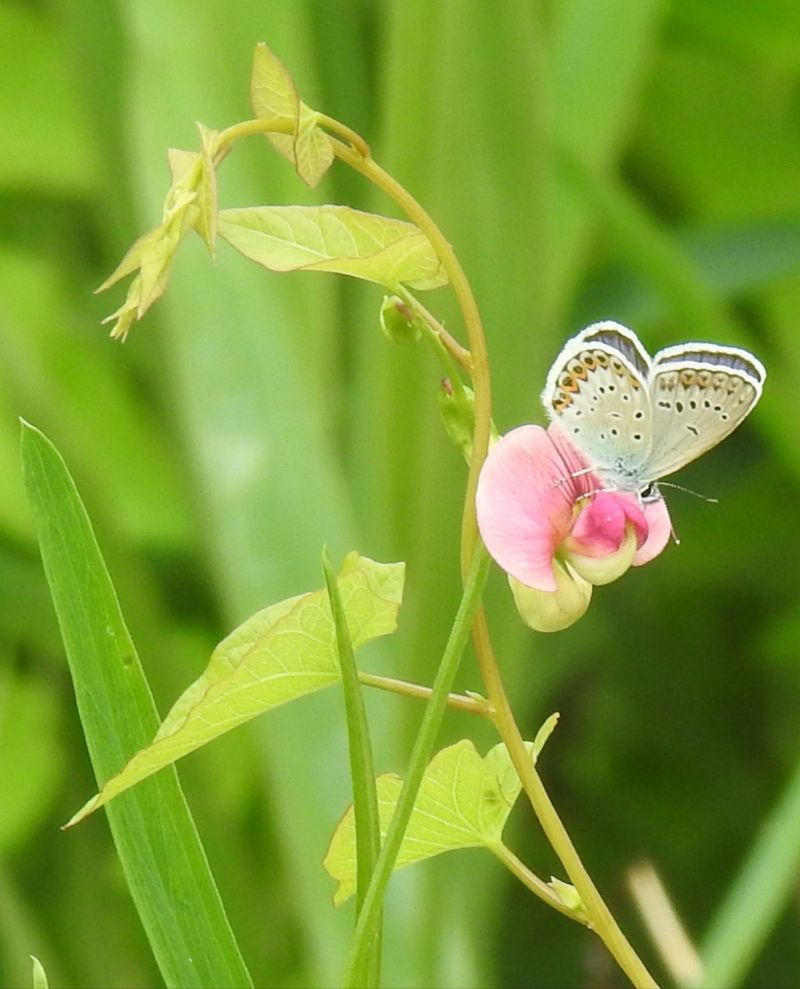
[62,794,99,830]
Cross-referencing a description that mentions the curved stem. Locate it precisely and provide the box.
[328,138,492,573]
[475,610,659,988]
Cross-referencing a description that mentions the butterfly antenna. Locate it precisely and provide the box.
[657,480,719,504]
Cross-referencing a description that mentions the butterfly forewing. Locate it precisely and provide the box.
[542,336,653,480]
[577,321,652,379]
[646,345,766,480]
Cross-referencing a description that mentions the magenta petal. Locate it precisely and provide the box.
[568,492,647,558]
[476,425,589,592]
[634,495,672,565]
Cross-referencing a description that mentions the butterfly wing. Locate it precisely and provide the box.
[646,344,766,480]
[542,321,654,483]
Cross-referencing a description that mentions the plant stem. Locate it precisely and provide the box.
[328,138,492,571]
[398,290,474,372]
[474,610,659,988]
[357,672,490,717]
[342,546,491,988]
[489,842,588,924]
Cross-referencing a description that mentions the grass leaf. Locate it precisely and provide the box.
[21,420,252,989]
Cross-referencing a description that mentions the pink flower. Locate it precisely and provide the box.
[476,424,671,631]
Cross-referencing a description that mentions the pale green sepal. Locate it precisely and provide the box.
[548,877,588,921]
[380,295,424,344]
[66,553,404,826]
[509,561,592,633]
[438,382,499,463]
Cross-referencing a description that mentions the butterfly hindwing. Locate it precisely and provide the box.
[646,344,766,480]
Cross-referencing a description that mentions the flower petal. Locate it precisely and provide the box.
[566,492,648,558]
[634,494,672,565]
[567,526,639,585]
[509,562,592,632]
[476,425,595,591]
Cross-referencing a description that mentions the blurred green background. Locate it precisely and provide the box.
[2,1,799,987]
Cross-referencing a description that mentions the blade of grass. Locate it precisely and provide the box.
[696,752,800,989]
[323,549,382,988]
[343,544,491,987]
[20,421,252,989]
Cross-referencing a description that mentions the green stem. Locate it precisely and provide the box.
[328,138,492,572]
[342,545,492,988]
[489,842,588,924]
[474,611,659,988]
[357,671,490,717]
[397,290,473,373]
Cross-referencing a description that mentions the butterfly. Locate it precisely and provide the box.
[541,321,766,501]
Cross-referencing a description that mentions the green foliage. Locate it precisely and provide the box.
[218,205,447,290]
[67,552,403,826]
[325,728,557,906]
[30,956,48,989]
[21,422,252,989]
[3,3,800,988]
[250,41,334,188]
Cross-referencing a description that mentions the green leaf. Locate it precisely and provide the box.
[30,956,48,989]
[324,730,556,907]
[20,421,252,989]
[250,42,334,188]
[218,205,447,291]
[166,129,221,257]
[293,104,334,188]
[195,123,220,254]
[250,40,298,133]
[67,552,404,826]
[322,550,381,987]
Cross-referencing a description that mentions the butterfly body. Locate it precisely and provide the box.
[542,321,766,498]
